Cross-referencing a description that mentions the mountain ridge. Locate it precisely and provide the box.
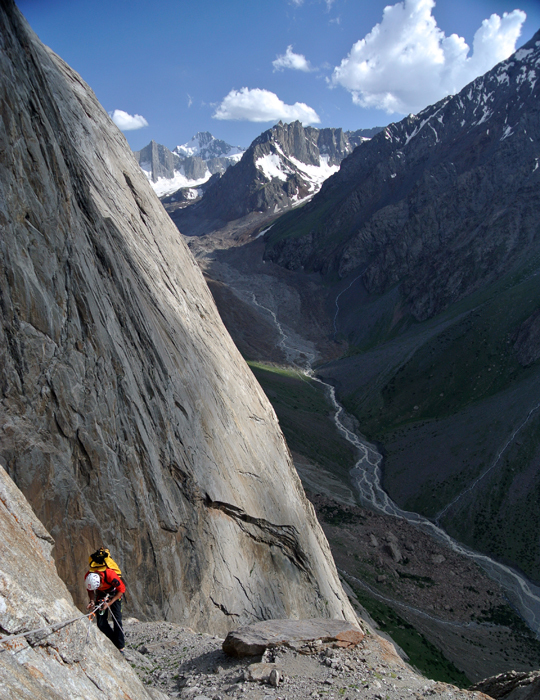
[264,29,540,322]
[168,122,383,237]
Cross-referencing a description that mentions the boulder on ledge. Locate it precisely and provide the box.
[222,618,364,657]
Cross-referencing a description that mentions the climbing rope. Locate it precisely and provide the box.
[0,600,106,651]
[107,603,124,636]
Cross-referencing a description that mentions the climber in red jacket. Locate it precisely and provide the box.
[85,568,126,651]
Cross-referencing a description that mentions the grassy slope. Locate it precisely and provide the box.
[247,362,356,483]
[349,584,470,687]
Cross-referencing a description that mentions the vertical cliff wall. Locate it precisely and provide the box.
[0,0,356,631]
[0,462,159,699]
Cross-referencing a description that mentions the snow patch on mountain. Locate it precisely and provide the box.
[143,169,213,198]
[289,154,340,191]
[256,153,291,181]
[255,146,340,195]
[174,131,244,161]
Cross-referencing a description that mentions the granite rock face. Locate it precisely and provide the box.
[0,0,356,632]
[0,463,158,700]
[134,140,182,181]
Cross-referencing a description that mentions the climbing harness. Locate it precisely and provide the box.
[0,600,106,651]
[97,594,110,615]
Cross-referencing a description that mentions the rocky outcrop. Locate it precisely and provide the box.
[0,463,160,700]
[265,31,540,322]
[222,618,364,657]
[471,670,540,699]
[0,0,356,632]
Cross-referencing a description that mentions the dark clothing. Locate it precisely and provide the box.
[86,567,126,650]
[96,596,124,650]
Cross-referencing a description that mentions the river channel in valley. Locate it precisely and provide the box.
[247,289,540,637]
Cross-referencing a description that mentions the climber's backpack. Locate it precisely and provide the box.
[88,547,122,577]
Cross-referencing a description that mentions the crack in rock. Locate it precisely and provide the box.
[205,497,310,574]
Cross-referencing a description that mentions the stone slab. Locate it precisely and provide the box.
[222,619,364,657]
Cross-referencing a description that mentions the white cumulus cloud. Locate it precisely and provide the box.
[213,88,320,125]
[109,109,149,131]
[330,0,526,114]
[273,45,313,72]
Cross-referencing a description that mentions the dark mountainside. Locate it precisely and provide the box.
[170,122,381,237]
[0,0,356,633]
[261,32,540,582]
[265,33,540,321]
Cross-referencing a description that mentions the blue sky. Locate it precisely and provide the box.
[16,0,540,152]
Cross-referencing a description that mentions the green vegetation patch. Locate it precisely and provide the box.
[265,197,335,248]
[317,503,366,526]
[248,362,357,483]
[348,584,470,687]
[474,604,533,634]
[444,417,540,584]
[345,265,540,439]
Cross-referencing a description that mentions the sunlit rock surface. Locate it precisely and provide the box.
[0,0,356,632]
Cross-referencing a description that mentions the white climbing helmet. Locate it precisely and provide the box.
[85,572,101,590]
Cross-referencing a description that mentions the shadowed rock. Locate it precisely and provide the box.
[471,670,540,700]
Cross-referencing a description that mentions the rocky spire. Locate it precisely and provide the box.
[0,0,356,631]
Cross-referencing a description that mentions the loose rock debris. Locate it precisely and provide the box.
[124,619,493,700]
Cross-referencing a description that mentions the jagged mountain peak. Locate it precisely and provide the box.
[174,131,244,160]
[169,120,364,235]
[134,133,244,197]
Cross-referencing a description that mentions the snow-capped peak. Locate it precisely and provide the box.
[174,132,244,161]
